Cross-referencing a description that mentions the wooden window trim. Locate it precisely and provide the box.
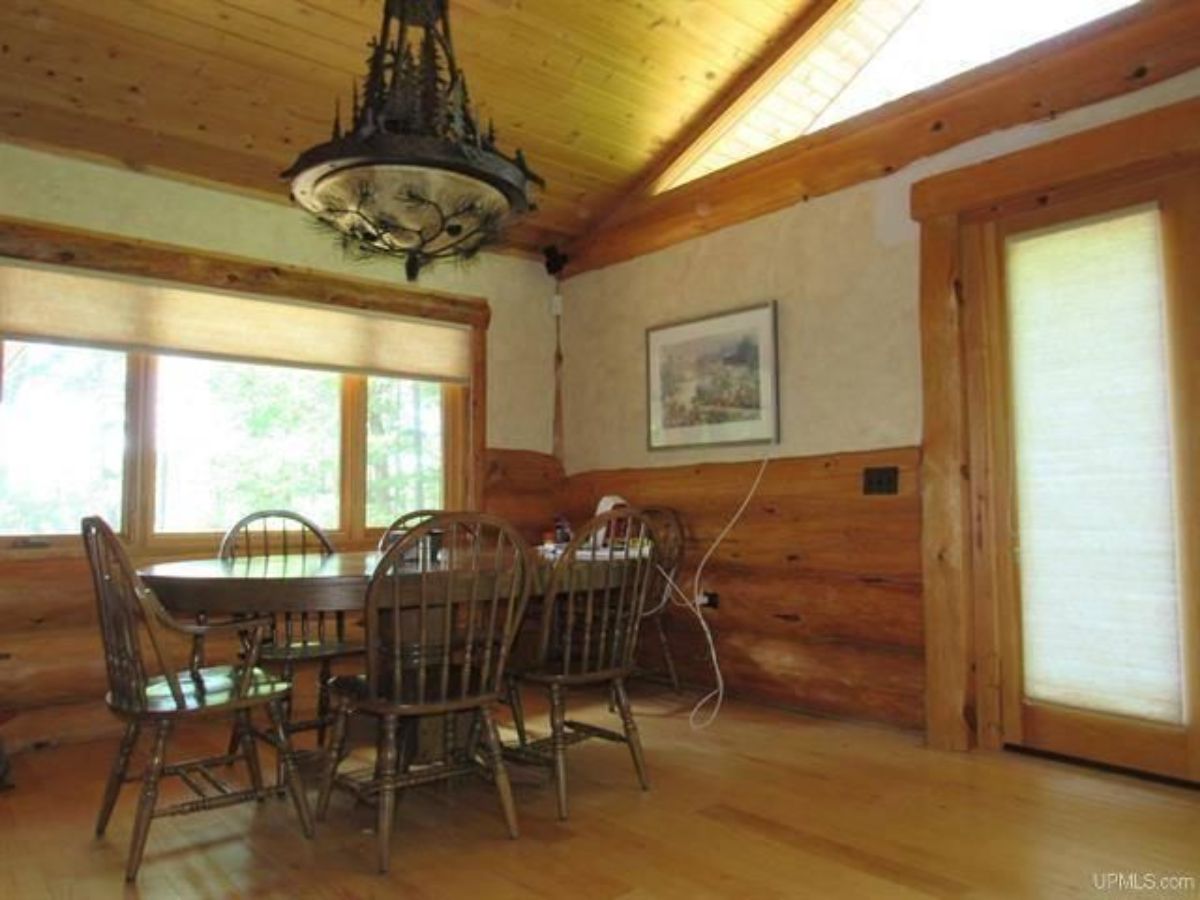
[911,95,1200,752]
[0,217,487,560]
[568,0,1200,277]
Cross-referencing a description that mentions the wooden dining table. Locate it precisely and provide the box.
[138,547,640,615]
[140,550,389,616]
[140,549,551,767]
[137,547,639,767]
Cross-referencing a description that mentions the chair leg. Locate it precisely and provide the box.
[96,720,140,838]
[613,678,649,791]
[275,662,296,789]
[225,718,242,762]
[442,712,457,766]
[125,720,170,882]
[376,714,400,875]
[266,699,314,839]
[654,615,682,693]
[548,683,569,821]
[316,699,349,822]
[464,709,483,765]
[506,676,528,747]
[237,709,265,801]
[316,660,332,746]
[480,707,519,839]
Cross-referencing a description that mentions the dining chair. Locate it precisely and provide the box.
[505,508,659,820]
[639,506,686,692]
[377,509,441,552]
[219,510,363,765]
[82,516,313,882]
[317,512,534,874]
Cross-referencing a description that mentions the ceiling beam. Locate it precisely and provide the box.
[565,0,1200,277]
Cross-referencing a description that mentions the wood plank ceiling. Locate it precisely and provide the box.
[0,0,818,255]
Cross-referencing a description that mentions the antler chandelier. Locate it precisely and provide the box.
[284,0,543,281]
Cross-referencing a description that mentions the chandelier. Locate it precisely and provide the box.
[284,0,543,281]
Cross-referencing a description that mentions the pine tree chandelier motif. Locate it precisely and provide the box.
[284,0,543,281]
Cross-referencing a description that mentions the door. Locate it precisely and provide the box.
[991,171,1200,780]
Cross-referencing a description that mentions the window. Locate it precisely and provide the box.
[1007,206,1183,724]
[0,340,127,536]
[154,356,342,533]
[0,252,477,550]
[658,0,1141,191]
[0,340,454,542]
[366,377,444,527]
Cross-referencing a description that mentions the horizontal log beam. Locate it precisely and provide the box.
[910,95,1200,220]
[0,216,491,327]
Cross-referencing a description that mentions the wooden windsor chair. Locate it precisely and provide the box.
[377,509,442,552]
[218,510,363,768]
[82,517,313,882]
[317,512,534,874]
[504,508,659,820]
[639,506,686,692]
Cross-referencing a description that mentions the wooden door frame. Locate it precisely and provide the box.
[910,95,1200,751]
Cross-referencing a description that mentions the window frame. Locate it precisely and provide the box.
[0,343,464,555]
[0,223,487,561]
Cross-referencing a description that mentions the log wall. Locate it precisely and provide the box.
[562,447,924,729]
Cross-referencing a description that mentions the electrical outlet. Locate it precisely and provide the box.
[698,591,720,610]
[862,466,900,495]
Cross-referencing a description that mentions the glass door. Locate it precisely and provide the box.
[995,174,1200,779]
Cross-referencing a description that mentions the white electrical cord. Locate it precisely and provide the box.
[656,454,771,730]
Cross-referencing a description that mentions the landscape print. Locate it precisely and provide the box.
[648,303,778,449]
[660,331,762,428]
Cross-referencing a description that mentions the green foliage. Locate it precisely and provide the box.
[365,377,442,526]
[0,339,445,536]
[155,358,342,532]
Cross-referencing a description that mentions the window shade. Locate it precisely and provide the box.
[1006,206,1184,724]
[0,262,470,382]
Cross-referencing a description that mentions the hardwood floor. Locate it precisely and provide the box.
[1,687,1197,899]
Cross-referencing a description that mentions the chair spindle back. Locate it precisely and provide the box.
[364,512,532,710]
[218,510,338,644]
[377,509,442,552]
[538,509,659,678]
[641,506,685,614]
[83,516,188,712]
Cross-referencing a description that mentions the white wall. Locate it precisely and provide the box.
[561,69,1200,474]
[0,145,558,453]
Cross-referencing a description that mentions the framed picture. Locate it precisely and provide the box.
[646,302,779,450]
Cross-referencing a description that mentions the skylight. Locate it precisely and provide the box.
[656,0,1142,192]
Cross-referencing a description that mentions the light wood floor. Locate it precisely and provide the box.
[1,686,1197,899]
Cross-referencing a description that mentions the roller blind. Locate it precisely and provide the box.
[0,262,470,382]
[1006,205,1184,724]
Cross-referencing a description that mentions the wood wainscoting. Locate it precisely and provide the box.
[0,446,922,752]
[562,447,924,729]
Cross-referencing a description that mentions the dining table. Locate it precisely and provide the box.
[140,549,537,768]
[141,550,388,617]
[137,547,647,769]
[138,547,647,616]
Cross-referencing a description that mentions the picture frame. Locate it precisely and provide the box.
[646,301,779,450]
